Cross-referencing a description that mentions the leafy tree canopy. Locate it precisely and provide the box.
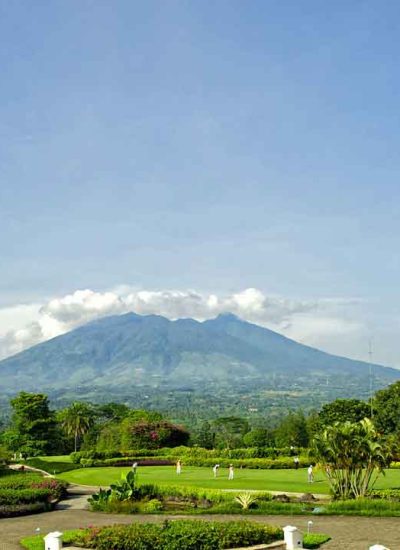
[318,398,371,428]
[373,381,400,435]
[7,392,58,455]
[274,411,309,448]
[212,416,250,449]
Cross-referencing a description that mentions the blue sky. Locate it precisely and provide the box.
[1,1,400,366]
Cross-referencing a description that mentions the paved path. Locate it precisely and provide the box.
[2,507,399,550]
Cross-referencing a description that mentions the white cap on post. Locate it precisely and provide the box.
[43,531,63,550]
[283,525,303,549]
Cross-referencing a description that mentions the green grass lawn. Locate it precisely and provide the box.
[38,455,72,463]
[58,465,400,494]
[58,465,329,493]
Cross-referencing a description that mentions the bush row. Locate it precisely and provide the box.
[368,489,400,501]
[74,520,283,550]
[71,446,305,463]
[0,501,51,518]
[80,455,308,469]
[0,488,52,505]
[0,472,68,501]
[0,473,42,488]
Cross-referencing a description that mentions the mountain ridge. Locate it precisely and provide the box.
[0,311,398,398]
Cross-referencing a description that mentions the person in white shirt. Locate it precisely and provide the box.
[176,460,182,475]
[307,465,314,483]
[228,464,234,480]
[213,464,220,478]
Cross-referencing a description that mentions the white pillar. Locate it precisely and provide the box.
[44,531,63,550]
[283,525,303,549]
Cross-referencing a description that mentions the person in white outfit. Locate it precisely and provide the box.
[307,465,314,483]
[176,460,182,475]
[213,464,220,478]
[228,464,234,480]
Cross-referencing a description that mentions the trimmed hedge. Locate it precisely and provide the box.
[0,471,67,500]
[79,455,307,469]
[0,488,51,505]
[79,520,283,550]
[0,501,50,518]
[0,473,42,489]
[71,446,306,463]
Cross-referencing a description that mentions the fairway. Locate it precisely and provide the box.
[59,465,330,493]
[58,466,400,494]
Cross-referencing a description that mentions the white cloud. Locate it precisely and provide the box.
[0,286,366,361]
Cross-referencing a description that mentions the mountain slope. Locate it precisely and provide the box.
[0,312,398,394]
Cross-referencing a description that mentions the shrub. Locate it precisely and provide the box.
[71,446,309,466]
[303,533,331,549]
[0,473,42,489]
[141,498,164,513]
[0,488,51,505]
[81,520,283,550]
[0,472,67,501]
[323,498,400,516]
[234,493,258,510]
[368,489,400,501]
[102,500,140,514]
[0,501,50,518]
[30,478,68,501]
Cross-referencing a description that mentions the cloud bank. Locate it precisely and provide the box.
[0,286,367,362]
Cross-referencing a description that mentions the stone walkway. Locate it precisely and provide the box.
[1,486,398,549]
[1,507,398,550]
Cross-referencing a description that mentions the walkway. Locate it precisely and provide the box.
[1,507,398,550]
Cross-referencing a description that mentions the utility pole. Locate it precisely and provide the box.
[368,339,374,418]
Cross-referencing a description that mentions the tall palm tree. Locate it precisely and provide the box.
[60,402,94,452]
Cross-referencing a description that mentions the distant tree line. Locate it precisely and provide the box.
[1,380,400,456]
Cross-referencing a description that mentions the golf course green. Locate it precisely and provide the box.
[57,465,400,494]
[57,466,400,494]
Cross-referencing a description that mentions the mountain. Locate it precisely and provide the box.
[0,312,398,403]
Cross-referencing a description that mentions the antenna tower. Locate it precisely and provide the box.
[368,339,373,418]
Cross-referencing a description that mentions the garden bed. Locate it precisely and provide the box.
[0,468,68,518]
[20,522,330,550]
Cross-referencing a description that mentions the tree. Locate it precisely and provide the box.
[7,392,58,455]
[59,402,95,452]
[193,421,215,449]
[312,418,391,499]
[373,381,400,435]
[318,399,371,428]
[243,428,273,448]
[120,418,190,449]
[274,411,309,448]
[212,417,249,449]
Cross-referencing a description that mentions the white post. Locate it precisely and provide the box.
[369,546,390,550]
[43,531,63,550]
[283,525,303,549]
